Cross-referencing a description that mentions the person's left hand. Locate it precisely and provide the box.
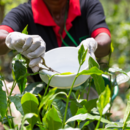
[77,38,98,52]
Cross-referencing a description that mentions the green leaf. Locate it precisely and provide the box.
[97,86,111,116]
[88,57,106,94]
[21,93,39,129]
[46,91,68,110]
[52,99,74,127]
[97,129,118,130]
[0,80,7,118]
[108,67,127,75]
[21,113,38,130]
[76,106,87,115]
[39,88,57,110]
[92,75,106,95]
[22,25,28,34]
[23,82,46,94]
[88,56,99,69]
[110,42,114,53]
[9,94,24,115]
[59,128,81,130]
[78,66,104,76]
[78,44,88,65]
[84,98,97,113]
[12,54,27,93]
[70,101,78,116]
[43,106,62,130]
[0,116,13,124]
[123,97,130,128]
[66,113,114,124]
[79,121,91,129]
[106,122,130,129]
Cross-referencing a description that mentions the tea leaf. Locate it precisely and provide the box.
[88,56,99,69]
[78,66,103,76]
[97,128,119,130]
[59,128,80,130]
[66,113,113,124]
[22,25,28,34]
[0,80,7,118]
[97,86,111,116]
[84,98,97,113]
[12,54,27,93]
[123,97,130,128]
[0,116,13,124]
[70,101,78,116]
[21,93,39,129]
[52,99,74,127]
[91,75,106,95]
[9,94,24,115]
[23,82,46,94]
[108,67,127,75]
[39,88,57,110]
[79,121,91,129]
[46,91,68,111]
[43,106,62,130]
[78,44,88,65]
[106,122,130,129]
[21,113,38,130]
[76,106,87,115]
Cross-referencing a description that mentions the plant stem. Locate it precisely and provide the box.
[3,80,9,96]
[3,80,15,128]
[95,116,102,130]
[9,81,16,96]
[62,66,81,128]
[8,100,15,128]
[43,74,58,97]
[6,111,12,128]
[87,79,91,100]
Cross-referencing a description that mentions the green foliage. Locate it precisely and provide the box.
[66,113,113,125]
[39,88,57,111]
[23,82,46,95]
[21,93,39,129]
[92,75,105,95]
[22,25,28,34]
[21,113,38,130]
[84,98,97,113]
[97,86,111,116]
[100,0,130,70]
[43,106,62,130]
[9,94,24,115]
[1,0,27,15]
[2,34,130,130]
[123,96,130,129]
[78,44,88,66]
[0,80,7,118]
[12,54,27,93]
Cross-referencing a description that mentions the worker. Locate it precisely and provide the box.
[0,0,111,82]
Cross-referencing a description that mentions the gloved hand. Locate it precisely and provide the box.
[5,32,46,72]
[77,38,98,61]
[77,38,98,52]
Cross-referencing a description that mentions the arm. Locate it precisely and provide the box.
[0,30,10,55]
[95,33,111,58]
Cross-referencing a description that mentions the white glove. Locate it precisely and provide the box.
[77,38,98,52]
[5,32,46,72]
[77,38,98,62]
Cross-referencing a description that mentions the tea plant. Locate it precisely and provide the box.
[1,27,130,130]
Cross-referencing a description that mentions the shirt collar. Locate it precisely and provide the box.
[31,0,81,26]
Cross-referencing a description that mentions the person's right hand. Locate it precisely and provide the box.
[5,32,46,72]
